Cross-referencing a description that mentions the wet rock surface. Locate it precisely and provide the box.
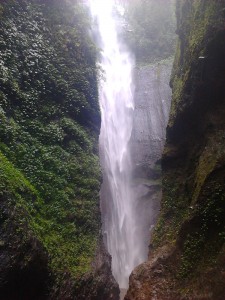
[125,1,225,299]
[131,62,172,170]
[50,240,120,300]
[0,194,50,300]
[129,60,173,264]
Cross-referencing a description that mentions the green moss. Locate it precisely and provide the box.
[0,146,99,279]
[169,0,223,127]
[178,232,205,279]
[192,146,217,203]
[152,174,191,248]
[179,182,225,279]
[0,151,37,199]
[189,1,218,52]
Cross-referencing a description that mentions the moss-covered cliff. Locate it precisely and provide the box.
[125,1,225,299]
[0,0,119,299]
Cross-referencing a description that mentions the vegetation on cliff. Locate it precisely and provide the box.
[125,1,225,299]
[123,0,176,64]
[0,1,119,299]
[154,0,225,250]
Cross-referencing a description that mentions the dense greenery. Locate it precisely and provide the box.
[123,0,176,64]
[0,0,101,281]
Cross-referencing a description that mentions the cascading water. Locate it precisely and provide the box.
[89,0,147,290]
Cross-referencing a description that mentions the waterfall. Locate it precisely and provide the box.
[90,0,151,289]
[89,0,146,289]
[88,0,173,292]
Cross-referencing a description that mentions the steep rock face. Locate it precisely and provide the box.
[0,0,119,299]
[50,240,119,300]
[129,61,172,253]
[125,1,225,299]
[132,61,172,170]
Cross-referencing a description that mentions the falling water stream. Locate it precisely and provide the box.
[89,0,147,290]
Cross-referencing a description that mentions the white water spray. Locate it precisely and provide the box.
[89,0,147,289]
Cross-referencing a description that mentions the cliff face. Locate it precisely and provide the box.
[129,61,172,254]
[132,62,172,170]
[125,1,225,299]
[0,1,118,299]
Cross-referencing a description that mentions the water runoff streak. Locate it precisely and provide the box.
[89,0,145,289]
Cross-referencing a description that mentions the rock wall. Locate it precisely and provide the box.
[132,61,172,170]
[129,60,172,258]
[125,1,225,299]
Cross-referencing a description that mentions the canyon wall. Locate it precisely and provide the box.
[129,60,172,257]
[0,1,118,299]
[125,1,225,299]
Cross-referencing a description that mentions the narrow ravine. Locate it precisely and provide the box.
[89,0,145,290]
